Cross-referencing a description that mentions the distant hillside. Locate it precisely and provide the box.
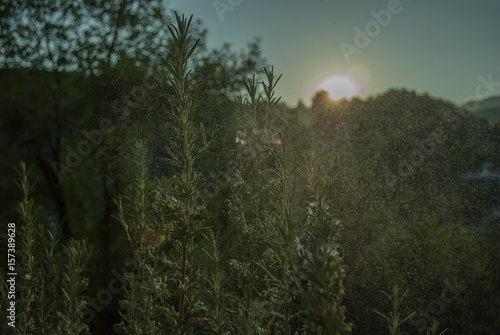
[463,96,500,121]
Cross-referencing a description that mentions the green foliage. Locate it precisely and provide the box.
[1,5,499,334]
[374,285,449,335]
[60,239,94,334]
[113,141,166,334]
[115,13,213,334]
[425,320,448,335]
[0,162,92,334]
[227,66,351,335]
[227,69,282,334]
[15,162,39,334]
[288,159,351,335]
[160,13,212,334]
[201,229,232,334]
[306,90,500,334]
[374,285,415,335]
[0,0,173,72]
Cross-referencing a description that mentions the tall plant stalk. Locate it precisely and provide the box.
[374,285,415,335]
[162,12,212,334]
[230,67,282,333]
[261,135,302,334]
[288,157,352,334]
[114,141,163,335]
[16,162,39,334]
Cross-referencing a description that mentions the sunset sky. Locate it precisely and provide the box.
[169,0,500,107]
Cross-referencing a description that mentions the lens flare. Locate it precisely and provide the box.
[310,71,365,100]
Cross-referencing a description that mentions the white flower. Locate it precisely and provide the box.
[327,247,339,258]
[235,130,247,145]
[308,195,330,210]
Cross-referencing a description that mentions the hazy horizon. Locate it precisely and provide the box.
[169,0,500,108]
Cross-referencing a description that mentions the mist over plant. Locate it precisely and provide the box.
[1,1,499,334]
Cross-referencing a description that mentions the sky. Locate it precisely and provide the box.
[167,0,500,107]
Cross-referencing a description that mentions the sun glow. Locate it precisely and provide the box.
[311,71,365,100]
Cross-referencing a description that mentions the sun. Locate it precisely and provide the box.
[311,71,365,100]
[319,77,357,100]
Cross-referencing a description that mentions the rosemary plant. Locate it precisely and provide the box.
[202,229,232,334]
[374,285,415,335]
[229,68,283,334]
[12,162,92,334]
[16,162,39,334]
[116,13,218,334]
[287,157,352,334]
[114,141,165,334]
[161,12,214,334]
[426,320,448,335]
[59,239,93,334]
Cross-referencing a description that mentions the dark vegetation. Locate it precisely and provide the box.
[0,2,499,334]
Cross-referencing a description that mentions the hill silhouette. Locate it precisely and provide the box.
[463,95,500,121]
